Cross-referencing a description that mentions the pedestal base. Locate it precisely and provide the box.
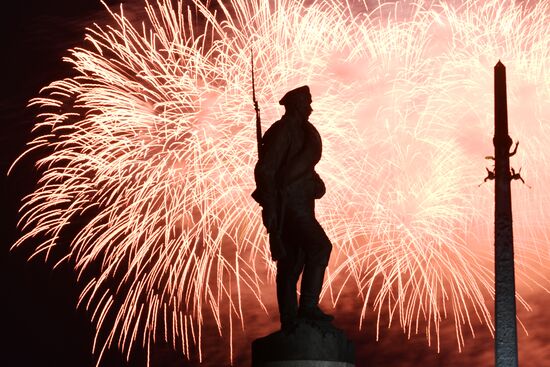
[251,319,355,367]
[260,361,353,367]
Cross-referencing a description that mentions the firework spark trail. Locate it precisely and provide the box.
[11,0,550,363]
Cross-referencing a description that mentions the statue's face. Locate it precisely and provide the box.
[291,96,313,119]
[303,103,313,118]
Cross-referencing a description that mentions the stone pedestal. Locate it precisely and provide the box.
[251,320,355,367]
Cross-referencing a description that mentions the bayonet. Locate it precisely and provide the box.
[251,50,262,159]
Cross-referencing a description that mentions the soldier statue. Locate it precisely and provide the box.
[252,86,334,331]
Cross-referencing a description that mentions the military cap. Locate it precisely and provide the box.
[279,85,312,106]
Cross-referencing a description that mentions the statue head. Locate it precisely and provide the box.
[279,85,313,119]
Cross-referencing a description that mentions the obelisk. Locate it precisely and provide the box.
[493,60,519,367]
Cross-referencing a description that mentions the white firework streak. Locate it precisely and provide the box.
[11,0,550,363]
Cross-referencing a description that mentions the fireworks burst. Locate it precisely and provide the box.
[12,0,550,364]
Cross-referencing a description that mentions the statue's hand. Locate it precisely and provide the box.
[262,207,278,232]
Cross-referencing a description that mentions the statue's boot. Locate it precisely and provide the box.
[298,265,334,322]
[277,270,298,331]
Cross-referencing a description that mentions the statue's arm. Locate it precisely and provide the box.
[282,123,324,194]
[254,125,289,228]
[282,151,311,186]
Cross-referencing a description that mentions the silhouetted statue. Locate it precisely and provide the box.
[252,85,333,332]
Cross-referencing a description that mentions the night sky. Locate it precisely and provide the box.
[2,1,549,367]
[1,2,141,366]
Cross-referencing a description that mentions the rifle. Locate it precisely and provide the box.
[250,50,286,260]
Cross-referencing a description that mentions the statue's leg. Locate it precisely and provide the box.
[276,228,305,331]
[296,215,333,321]
[299,264,333,321]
